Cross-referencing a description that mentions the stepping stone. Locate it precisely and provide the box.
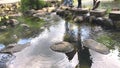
[50,42,74,53]
[69,8,88,15]
[109,11,120,21]
[82,39,110,55]
[90,9,107,17]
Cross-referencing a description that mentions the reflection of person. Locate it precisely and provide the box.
[77,0,82,8]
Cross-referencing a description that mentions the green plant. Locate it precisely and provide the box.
[20,0,47,12]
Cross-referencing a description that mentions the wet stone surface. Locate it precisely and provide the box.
[0,53,15,68]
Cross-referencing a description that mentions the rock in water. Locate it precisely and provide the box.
[0,43,30,54]
[50,42,74,53]
[83,39,110,54]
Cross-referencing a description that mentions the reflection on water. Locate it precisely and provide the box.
[17,39,31,44]
[64,22,92,68]
[0,13,120,68]
[8,17,78,68]
[0,44,5,50]
[64,21,120,68]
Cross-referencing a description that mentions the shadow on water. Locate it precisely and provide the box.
[64,21,92,68]
[64,19,120,68]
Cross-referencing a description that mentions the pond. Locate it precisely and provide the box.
[0,0,120,68]
[0,12,119,68]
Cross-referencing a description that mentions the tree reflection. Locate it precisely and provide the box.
[64,21,92,68]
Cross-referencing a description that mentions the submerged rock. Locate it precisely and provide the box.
[50,42,74,53]
[83,39,110,54]
[0,42,30,54]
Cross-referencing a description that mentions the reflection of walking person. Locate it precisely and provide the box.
[62,0,73,7]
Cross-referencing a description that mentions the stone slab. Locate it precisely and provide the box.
[90,9,107,17]
[69,8,88,15]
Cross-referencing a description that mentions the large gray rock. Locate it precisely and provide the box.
[83,39,110,54]
[50,42,74,53]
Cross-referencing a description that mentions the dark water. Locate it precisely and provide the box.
[65,21,120,68]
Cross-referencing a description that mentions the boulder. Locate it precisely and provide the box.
[82,39,110,54]
[50,41,74,53]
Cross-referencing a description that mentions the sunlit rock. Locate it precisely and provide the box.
[0,26,7,29]
[50,42,74,53]
[83,39,110,54]
[47,7,56,13]
[74,16,84,23]
[60,6,70,10]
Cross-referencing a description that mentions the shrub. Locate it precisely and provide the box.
[21,0,47,12]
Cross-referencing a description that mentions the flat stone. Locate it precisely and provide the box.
[69,8,88,15]
[47,7,56,13]
[83,39,110,54]
[50,42,74,53]
[109,11,120,21]
[60,6,70,10]
[90,9,107,17]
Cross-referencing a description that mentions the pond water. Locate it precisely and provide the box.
[0,13,117,68]
[6,14,78,68]
[0,1,120,68]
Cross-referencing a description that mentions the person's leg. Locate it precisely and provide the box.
[63,0,67,6]
[70,0,73,6]
[77,0,82,8]
[68,0,73,7]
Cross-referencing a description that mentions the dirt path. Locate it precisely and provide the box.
[0,0,20,4]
